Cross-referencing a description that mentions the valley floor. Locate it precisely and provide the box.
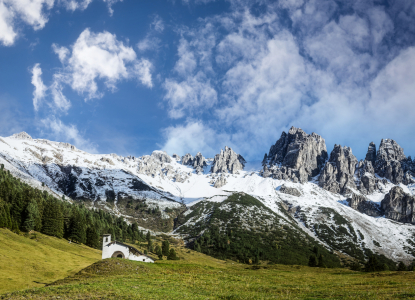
[1,237,415,300]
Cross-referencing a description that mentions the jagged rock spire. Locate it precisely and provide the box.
[211,146,246,174]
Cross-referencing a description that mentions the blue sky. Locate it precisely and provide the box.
[1,0,415,161]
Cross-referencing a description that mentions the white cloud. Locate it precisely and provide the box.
[174,38,197,76]
[102,0,122,16]
[65,28,138,99]
[52,43,70,63]
[50,73,71,112]
[0,1,17,46]
[161,1,415,159]
[40,117,97,153]
[151,15,164,33]
[0,0,53,46]
[31,63,47,111]
[134,59,153,88]
[0,0,124,46]
[161,120,227,157]
[137,36,161,52]
[164,72,217,119]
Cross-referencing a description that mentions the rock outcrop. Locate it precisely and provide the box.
[319,145,358,194]
[347,193,382,217]
[211,146,246,174]
[181,152,207,174]
[381,186,415,224]
[262,127,328,183]
[12,132,32,140]
[213,175,227,188]
[375,139,406,184]
[279,185,302,197]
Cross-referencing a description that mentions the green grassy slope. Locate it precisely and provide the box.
[2,243,415,299]
[0,228,101,294]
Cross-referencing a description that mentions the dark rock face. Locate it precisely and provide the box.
[211,146,246,174]
[319,145,358,194]
[365,142,376,164]
[263,127,328,183]
[347,193,382,217]
[381,186,415,224]
[375,139,406,184]
[279,185,302,197]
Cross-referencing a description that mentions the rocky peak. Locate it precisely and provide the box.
[381,186,415,224]
[263,127,328,183]
[377,139,406,162]
[12,132,32,140]
[365,142,376,164]
[375,139,406,184]
[319,144,357,194]
[181,153,194,166]
[151,151,172,163]
[211,146,246,174]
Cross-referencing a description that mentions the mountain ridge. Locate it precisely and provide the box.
[1,128,414,265]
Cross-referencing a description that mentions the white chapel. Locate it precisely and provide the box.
[102,234,154,263]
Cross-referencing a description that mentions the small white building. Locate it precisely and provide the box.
[102,234,154,263]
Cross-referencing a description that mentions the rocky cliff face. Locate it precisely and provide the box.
[211,146,246,174]
[381,186,415,224]
[375,139,409,185]
[319,145,358,194]
[181,152,207,174]
[347,193,382,217]
[262,127,328,183]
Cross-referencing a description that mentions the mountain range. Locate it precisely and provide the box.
[0,127,414,265]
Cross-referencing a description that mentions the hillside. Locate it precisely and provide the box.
[2,250,415,299]
[0,229,100,294]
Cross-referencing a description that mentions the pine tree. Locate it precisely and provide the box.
[397,261,407,271]
[146,231,151,243]
[69,207,86,244]
[23,200,41,232]
[155,245,163,260]
[167,248,178,260]
[162,240,170,256]
[42,196,64,238]
[308,255,317,267]
[86,226,100,249]
[317,254,326,268]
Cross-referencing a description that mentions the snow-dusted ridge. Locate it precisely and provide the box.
[1,131,414,263]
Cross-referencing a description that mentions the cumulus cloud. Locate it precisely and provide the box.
[161,0,415,159]
[0,0,53,46]
[40,117,97,153]
[49,29,152,100]
[0,0,124,46]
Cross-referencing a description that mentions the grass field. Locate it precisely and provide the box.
[1,233,415,299]
[0,228,101,294]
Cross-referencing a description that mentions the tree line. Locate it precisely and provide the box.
[0,165,149,249]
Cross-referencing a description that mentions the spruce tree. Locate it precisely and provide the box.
[167,248,178,260]
[308,255,317,267]
[69,207,86,244]
[397,261,407,271]
[23,200,40,232]
[162,240,170,256]
[86,226,100,249]
[155,245,163,260]
[42,196,64,238]
[317,254,326,268]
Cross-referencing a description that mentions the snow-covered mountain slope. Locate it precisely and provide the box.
[1,131,414,264]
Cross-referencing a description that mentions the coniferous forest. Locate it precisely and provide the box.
[0,164,147,249]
